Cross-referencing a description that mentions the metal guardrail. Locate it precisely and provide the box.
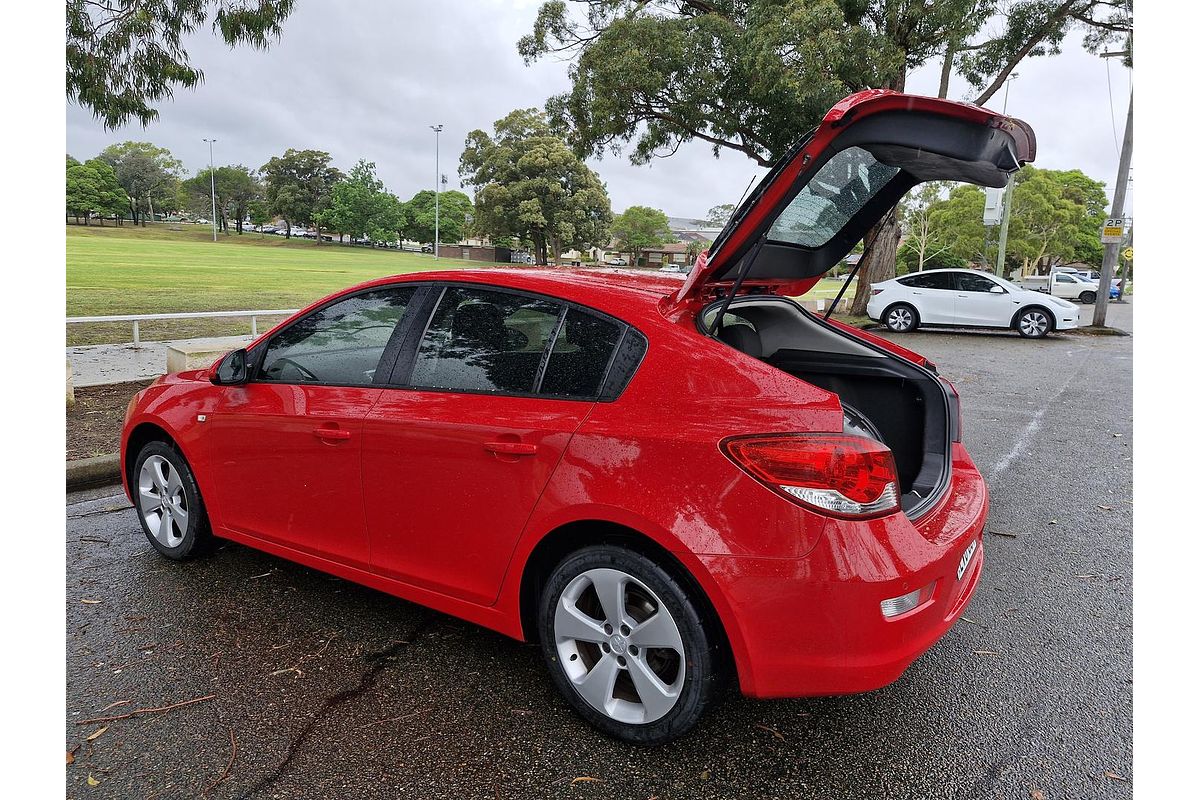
[66,309,299,346]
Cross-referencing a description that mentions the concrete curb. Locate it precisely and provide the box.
[66,453,121,491]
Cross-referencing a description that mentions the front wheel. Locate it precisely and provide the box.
[883,303,919,333]
[1016,307,1052,339]
[1079,290,1096,304]
[538,545,722,744]
[133,441,213,559]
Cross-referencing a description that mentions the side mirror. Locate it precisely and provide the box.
[989,285,1006,294]
[211,348,249,385]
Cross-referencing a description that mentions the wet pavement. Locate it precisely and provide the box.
[65,302,1132,799]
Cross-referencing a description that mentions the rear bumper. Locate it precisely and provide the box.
[708,442,988,699]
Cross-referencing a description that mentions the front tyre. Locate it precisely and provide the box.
[538,545,721,744]
[133,441,213,559]
[883,303,919,333]
[1016,307,1053,339]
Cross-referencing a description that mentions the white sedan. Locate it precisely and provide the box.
[866,269,1080,339]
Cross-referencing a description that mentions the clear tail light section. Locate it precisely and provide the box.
[721,434,901,519]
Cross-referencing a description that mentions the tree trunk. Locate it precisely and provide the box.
[938,41,956,99]
[848,208,902,316]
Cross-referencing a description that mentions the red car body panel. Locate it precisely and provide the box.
[121,91,1013,700]
[121,267,986,699]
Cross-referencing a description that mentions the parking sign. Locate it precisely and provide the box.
[1101,218,1125,244]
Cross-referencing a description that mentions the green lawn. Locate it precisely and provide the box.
[66,224,865,345]
[66,224,504,344]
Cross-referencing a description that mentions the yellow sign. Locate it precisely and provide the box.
[1122,247,1134,262]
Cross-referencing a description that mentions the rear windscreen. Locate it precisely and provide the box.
[766,146,900,248]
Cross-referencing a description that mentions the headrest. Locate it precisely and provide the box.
[451,303,507,350]
[716,323,762,358]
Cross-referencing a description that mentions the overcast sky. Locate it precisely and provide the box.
[64,0,1133,221]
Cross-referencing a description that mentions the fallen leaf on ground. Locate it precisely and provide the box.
[87,774,100,787]
[571,776,602,784]
[1104,771,1127,781]
[700,770,711,780]
[989,530,1020,538]
[1048,520,1058,525]
[85,726,108,742]
[81,599,102,604]
[1031,791,1046,800]
[67,746,79,765]
[960,617,977,625]
[1098,505,1114,511]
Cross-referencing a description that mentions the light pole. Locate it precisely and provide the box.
[430,124,443,258]
[202,138,218,242]
[994,74,1018,277]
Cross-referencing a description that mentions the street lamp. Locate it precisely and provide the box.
[202,138,218,242]
[430,124,443,258]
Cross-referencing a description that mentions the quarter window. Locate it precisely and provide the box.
[410,287,562,394]
[258,287,416,385]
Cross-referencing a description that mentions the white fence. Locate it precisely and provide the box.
[66,309,299,346]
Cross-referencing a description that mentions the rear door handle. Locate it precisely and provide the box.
[313,427,351,441]
[484,441,538,456]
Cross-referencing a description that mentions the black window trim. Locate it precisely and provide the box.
[246,283,426,390]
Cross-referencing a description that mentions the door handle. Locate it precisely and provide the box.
[484,441,538,456]
[911,291,923,295]
[313,426,351,441]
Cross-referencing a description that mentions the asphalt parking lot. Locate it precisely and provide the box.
[66,301,1133,800]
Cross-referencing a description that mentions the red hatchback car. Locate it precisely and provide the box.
[121,90,1034,743]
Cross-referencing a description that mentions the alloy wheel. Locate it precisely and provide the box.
[1019,310,1049,337]
[554,568,686,725]
[887,306,914,331]
[137,455,188,548]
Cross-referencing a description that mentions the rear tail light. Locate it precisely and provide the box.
[721,434,900,519]
[870,288,884,295]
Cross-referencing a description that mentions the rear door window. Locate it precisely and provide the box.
[257,287,416,385]
[409,287,562,394]
[898,272,953,290]
[540,308,623,399]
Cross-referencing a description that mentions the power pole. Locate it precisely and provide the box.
[993,74,1018,277]
[1092,64,1132,328]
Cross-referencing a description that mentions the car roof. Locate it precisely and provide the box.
[349,267,680,320]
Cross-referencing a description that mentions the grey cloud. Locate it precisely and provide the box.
[66,2,1130,220]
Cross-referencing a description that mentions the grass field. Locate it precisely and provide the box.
[66,224,509,344]
[66,224,861,344]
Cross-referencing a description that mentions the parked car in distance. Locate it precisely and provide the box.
[421,244,434,253]
[605,257,628,266]
[1020,272,1100,304]
[659,263,684,274]
[868,269,1079,338]
[260,225,277,234]
[120,89,1033,744]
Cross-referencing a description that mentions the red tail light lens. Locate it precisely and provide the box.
[721,434,900,519]
[870,288,884,295]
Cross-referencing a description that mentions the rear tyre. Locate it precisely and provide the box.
[1016,307,1052,339]
[538,545,721,744]
[132,441,213,560]
[883,303,919,333]
[1079,290,1096,304]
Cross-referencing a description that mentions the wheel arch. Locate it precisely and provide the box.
[122,420,203,503]
[517,519,741,691]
